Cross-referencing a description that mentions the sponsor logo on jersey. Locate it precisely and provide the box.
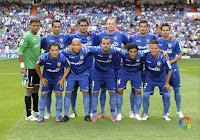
[80,55,84,60]
[168,43,172,48]
[136,59,140,62]
[114,37,117,40]
[57,62,61,67]
[98,54,103,57]
[109,55,112,59]
[147,39,150,43]
[136,40,141,42]
[157,61,161,66]
[49,40,55,42]
[60,38,63,42]
[87,37,90,41]
[46,63,51,65]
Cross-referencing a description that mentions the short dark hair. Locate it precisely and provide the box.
[52,20,61,26]
[139,20,148,26]
[150,40,159,45]
[161,23,171,30]
[102,36,111,43]
[48,42,60,51]
[77,18,89,25]
[127,43,138,51]
[105,17,116,23]
[30,17,40,24]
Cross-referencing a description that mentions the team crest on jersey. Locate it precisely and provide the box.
[147,39,150,43]
[80,55,84,60]
[114,37,117,40]
[168,43,172,48]
[157,61,161,66]
[87,37,90,41]
[60,38,63,42]
[136,59,140,62]
[57,62,61,67]
[109,55,112,59]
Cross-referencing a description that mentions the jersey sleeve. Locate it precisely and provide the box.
[18,35,28,55]
[37,54,47,66]
[63,57,71,68]
[112,47,121,56]
[175,40,183,55]
[153,35,158,40]
[139,50,149,61]
[122,33,128,44]
[93,33,100,46]
[86,46,96,54]
[65,34,73,45]
[61,48,69,57]
[165,59,172,72]
[118,49,127,58]
[128,36,134,44]
[40,37,47,51]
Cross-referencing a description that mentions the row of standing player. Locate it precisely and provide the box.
[18,17,184,122]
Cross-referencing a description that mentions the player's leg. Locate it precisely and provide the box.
[88,67,93,117]
[129,89,135,118]
[44,90,52,119]
[70,82,78,118]
[99,84,106,118]
[55,92,62,122]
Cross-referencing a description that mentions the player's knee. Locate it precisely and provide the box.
[25,91,32,97]
[117,90,123,95]
[135,90,141,95]
[163,93,170,99]
[41,93,48,96]
[143,92,150,98]
[66,92,72,95]
[55,92,62,96]
[109,91,115,94]
[82,91,88,95]
[173,87,180,94]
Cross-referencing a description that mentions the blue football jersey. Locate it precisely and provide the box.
[144,52,172,81]
[88,46,120,72]
[37,52,70,81]
[158,38,183,69]
[119,50,148,74]
[128,33,157,51]
[61,47,91,75]
[41,33,73,52]
[71,32,99,67]
[97,31,128,69]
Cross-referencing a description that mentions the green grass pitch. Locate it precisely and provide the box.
[0,58,199,140]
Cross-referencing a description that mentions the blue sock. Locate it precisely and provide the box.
[130,90,135,112]
[100,90,106,112]
[109,94,116,115]
[83,94,89,116]
[55,95,62,118]
[88,89,92,112]
[116,94,123,114]
[135,94,142,114]
[39,95,47,118]
[71,89,77,112]
[143,92,150,115]
[64,94,71,116]
[163,93,171,116]
[46,91,52,114]
[91,94,98,115]
[174,87,181,112]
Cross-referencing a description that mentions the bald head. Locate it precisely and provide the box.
[71,38,81,54]
[72,38,81,44]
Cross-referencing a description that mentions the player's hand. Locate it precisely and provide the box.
[68,45,73,52]
[163,51,169,60]
[41,78,48,87]
[57,79,64,90]
[121,45,126,50]
[87,29,93,35]
[21,68,26,76]
[169,34,176,41]
[163,83,171,92]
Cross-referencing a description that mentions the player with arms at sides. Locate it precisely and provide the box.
[96,17,128,118]
[18,17,41,121]
[158,23,184,118]
[127,20,174,118]
[35,42,71,122]
[70,18,99,118]
[89,36,123,122]
[61,38,92,122]
[40,20,73,119]
[142,40,172,121]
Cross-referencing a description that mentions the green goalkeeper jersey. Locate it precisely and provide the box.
[18,31,41,69]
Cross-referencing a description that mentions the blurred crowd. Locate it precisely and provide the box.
[0,0,199,55]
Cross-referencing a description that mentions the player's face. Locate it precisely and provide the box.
[106,19,116,32]
[52,22,61,35]
[127,48,138,59]
[30,22,40,35]
[49,46,60,59]
[72,41,81,54]
[101,39,111,52]
[150,44,159,56]
[139,23,148,35]
[161,26,170,38]
[79,21,88,34]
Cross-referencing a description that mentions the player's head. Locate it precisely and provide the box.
[101,36,111,53]
[127,43,139,59]
[106,17,116,32]
[71,38,81,54]
[78,18,89,34]
[161,23,171,38]
[139,20,148,35]
[52,20,61,36]
[149,40,159,57]
[48,42,60,59]
[30,17,40,35]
